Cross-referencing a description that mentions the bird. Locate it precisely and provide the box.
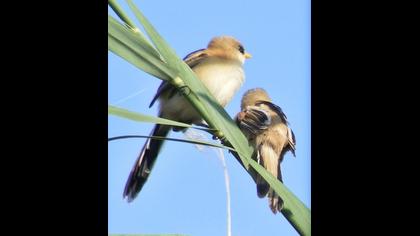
[235,88,296,214]
[123,36,252,202]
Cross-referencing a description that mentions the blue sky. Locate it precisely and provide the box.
[108,0,310,235]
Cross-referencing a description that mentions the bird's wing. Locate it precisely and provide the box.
[237,106,271,135]
[256,100,296,156]
[287,127,296,157]
[255,100,288,124]
[183,48,208,69]
[149,80,176,108]
[149,49,208,107]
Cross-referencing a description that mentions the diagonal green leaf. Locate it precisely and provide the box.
[109,104,213,132]
[108,0,136,29]
[108,104,196,129]
[108,34,166,80]
[126,0,181,72]
[108,0,158,56]
[108,15,174,81]
[248,158,311,235]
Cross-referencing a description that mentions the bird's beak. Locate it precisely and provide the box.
[244,52,252,59]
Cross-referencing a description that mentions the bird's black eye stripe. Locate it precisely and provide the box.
[238,44,245,54]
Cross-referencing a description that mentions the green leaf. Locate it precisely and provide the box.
[108,0,137,29]
[107,13,161,61]
[108,0,158,56]
[126,0,182,72]
[109,104,198,129]
[248,158,311,235]
[108,15,175,81]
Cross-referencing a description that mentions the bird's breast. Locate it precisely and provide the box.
[193,59,245,107]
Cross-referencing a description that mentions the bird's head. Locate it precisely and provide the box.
[207,36,252,64]
[240,88,272,110]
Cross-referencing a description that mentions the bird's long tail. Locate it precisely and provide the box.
[256,144,285,214]
[123,124,170,202]
[267,165,284,214]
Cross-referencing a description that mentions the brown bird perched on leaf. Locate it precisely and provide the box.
[235,88,296,214]
[123,36,252,202]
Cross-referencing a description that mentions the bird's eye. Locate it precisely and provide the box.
[238,45,245,54]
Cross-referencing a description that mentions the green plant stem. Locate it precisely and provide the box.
[108,0,137,29]
[108,0,158,53]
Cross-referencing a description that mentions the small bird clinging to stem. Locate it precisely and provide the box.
[235,88,296,214]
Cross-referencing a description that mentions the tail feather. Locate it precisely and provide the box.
[269,154,285,213]
[268,162,284,214]
[257,143,285,213]
[123,124,170,202]
[256,175,270,198]
[268,189,284,214]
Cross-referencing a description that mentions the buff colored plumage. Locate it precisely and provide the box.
[236,88,296,214]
